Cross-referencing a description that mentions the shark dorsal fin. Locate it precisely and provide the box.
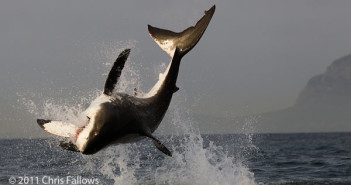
[103,49,131,95]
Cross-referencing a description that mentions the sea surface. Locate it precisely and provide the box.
[1,133,350,185]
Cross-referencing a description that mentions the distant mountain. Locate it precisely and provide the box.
[259,54,351,133]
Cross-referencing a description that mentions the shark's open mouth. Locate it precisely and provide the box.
[74,116,90,139]
[74,127,84,139]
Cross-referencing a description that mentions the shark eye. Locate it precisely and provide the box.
[85,116,91,125]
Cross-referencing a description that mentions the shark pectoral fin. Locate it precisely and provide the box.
[103,48,131,95]
[144,133,172,157]
[37,119,78,138]
[59,141,80,152]
[151,138,172,157]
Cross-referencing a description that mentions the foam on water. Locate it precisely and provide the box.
[151,98,256,185]
[18,43,257,185]
[80,144,142,185]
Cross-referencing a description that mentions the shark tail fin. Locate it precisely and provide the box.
[148,5,215,58]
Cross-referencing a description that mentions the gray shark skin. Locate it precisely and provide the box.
[37,5,215,156]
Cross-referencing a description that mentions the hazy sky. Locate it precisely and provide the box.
[2,0,351,138]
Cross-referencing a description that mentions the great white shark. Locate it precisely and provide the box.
[37,5,215,156]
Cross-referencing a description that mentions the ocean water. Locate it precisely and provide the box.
[1,133,350,185]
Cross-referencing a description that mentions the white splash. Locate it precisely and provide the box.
[82,144,141,185]
[153,96,257,185]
